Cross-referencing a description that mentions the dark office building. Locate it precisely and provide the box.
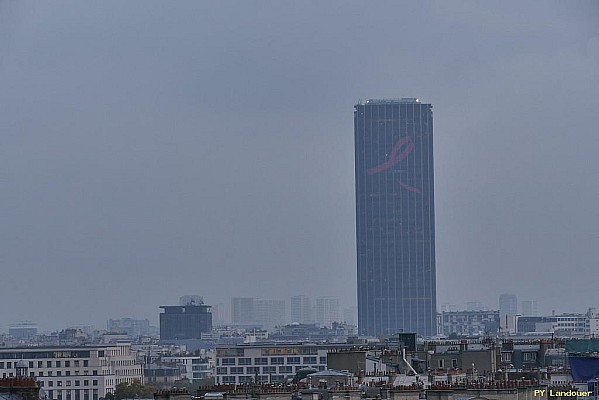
[355,98,436,337]
[159,304,212,340]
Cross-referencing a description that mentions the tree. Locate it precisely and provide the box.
[105,380,157,400]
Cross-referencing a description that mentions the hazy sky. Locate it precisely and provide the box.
[1,1,598,331]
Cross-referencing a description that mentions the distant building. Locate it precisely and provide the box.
[499,294,518,333]
[499,294,518,317]
[517,316,553,333]
[255,299,286,330]
[211,303,230,327]
[160,303,212,340]
[8,322,38,339]
[439,310,500,337]
[290,295,313,324]
[465,302,483,312]
[315,297,339,328]
[270,322,354,342]
[107,318,150,337]
[521,300,539,317]
[550,313,587,335]
[231,298,255,325]
[343,307,357,326]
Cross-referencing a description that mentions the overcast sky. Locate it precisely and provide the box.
[1,1,598,331]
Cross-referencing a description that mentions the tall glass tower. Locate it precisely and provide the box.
[354,98,436,337]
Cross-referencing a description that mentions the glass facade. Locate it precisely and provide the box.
[354,99,436,337]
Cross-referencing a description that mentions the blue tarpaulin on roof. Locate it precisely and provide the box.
[570,356,599,382]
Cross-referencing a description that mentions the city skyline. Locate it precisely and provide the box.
[1,1,598,330]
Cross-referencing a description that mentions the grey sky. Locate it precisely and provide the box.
[1,1,598,331]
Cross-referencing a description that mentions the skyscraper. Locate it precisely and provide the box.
[315,296,340,328]
[355,98,436,337]
[231,297,256,325]
[290,295,313,324]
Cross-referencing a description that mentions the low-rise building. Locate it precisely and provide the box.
[0,343,142,400]
[161,356,211,383]
[215,343,354,384]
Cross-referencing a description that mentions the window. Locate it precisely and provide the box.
[221,358,236,366]
[57,372,62,377]
[262,367,276,373]
[66,381,72,387]
[287,357,300,364]
[501,353,512,362]
[216,367,228,374]
[319,357,327,364]
[254,358,268,365]
[438,359,444,369]
[452,359,458,368]
[48,361,53,368]
[29,362,34,368]
[303,357,317,364]
[39,372,44,377]
[65,361,70,368]
[84,380,89,386]
[222,376,236,384]
[238,358,251,365]
[6,363,11,369]
[279,366,292,373]
[38,362,43,368]
[74,361,80,367]
[230,367,244,374]
[0,363,3,369]
[246,367,260,374]
[83,361,89,367]
[523,352,537,361]
[49,382,54,387]
[56,361,61,368]
[270,357,284,365]
[66,371,70,376]
[58,381,63,387]
[92,380,98,386]
[92,371,98,376]
[75,381,80,387]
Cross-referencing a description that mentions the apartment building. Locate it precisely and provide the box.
[0,344,142,400]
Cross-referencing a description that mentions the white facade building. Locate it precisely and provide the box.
[0,344,142,400]
[161,356,212,383]
[215,344,353,384]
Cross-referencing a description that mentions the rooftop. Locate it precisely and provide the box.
[365,98,421,104]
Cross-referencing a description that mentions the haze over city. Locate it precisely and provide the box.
[1,1,599,331]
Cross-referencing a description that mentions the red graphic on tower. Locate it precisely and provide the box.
[366,137,421,193]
